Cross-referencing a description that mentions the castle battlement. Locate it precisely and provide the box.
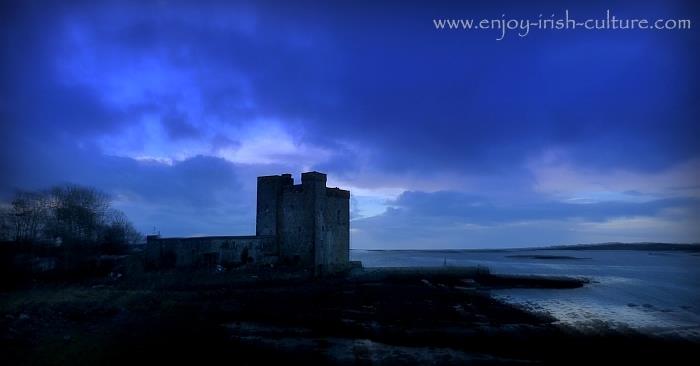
[146,172,350,276]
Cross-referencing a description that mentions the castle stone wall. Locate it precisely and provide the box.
[256,174,293,237]
[145,171,350,275]
[322,189,350,273]
[146,235,277,269]
[279,185,315,266]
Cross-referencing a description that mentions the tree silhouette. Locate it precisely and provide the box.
[0,184,141,248]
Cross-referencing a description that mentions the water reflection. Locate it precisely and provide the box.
[351,249,700,339]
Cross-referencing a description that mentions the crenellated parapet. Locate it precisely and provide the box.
[145,172,350,276]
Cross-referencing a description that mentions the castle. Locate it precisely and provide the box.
[145,172,350,275]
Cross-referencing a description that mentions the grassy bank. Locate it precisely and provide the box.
[1,270,697,365]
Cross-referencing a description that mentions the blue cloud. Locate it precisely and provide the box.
[1,0,698,247]
[389,191,700,224]
[352,191,700,248]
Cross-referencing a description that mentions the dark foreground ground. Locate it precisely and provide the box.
[1,269,697,365]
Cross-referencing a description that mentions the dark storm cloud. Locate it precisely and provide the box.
[0,2,116,134]
[0,135,256,236]
[5,0,696,174]
[220,0,700,174]
[162,112,201,140]
[388,190,700,224]
[1,0,698,244]
[352,191,700,249]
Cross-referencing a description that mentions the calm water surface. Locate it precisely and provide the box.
[351,249,700,339]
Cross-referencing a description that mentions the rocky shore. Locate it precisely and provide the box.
[1,267,696,365]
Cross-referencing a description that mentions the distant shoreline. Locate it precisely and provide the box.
[354,242,700,253]
[505,254,590,260]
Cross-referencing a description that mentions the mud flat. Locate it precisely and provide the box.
[348,266,588,289]
[505,254,591,260]
[0,267,695,365]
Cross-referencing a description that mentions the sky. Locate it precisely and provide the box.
[1,0,699,248]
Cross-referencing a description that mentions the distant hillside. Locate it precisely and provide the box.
[354,242,700,252]
[542,242,700,252]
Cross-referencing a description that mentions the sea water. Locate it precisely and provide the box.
[350,249,700,339]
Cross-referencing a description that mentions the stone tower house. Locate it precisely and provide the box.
[146,171,350,275]
[257,172,350,275]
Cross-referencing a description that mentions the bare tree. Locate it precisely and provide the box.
[2,185,142,278]
[0,205,13,241]
[102,209,142,253]
[1,184,141,249]
[45,185,111,245]
[5,191,50,243]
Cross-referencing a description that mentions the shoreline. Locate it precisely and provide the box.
[348,266,588,289]
[2,266,696,364]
